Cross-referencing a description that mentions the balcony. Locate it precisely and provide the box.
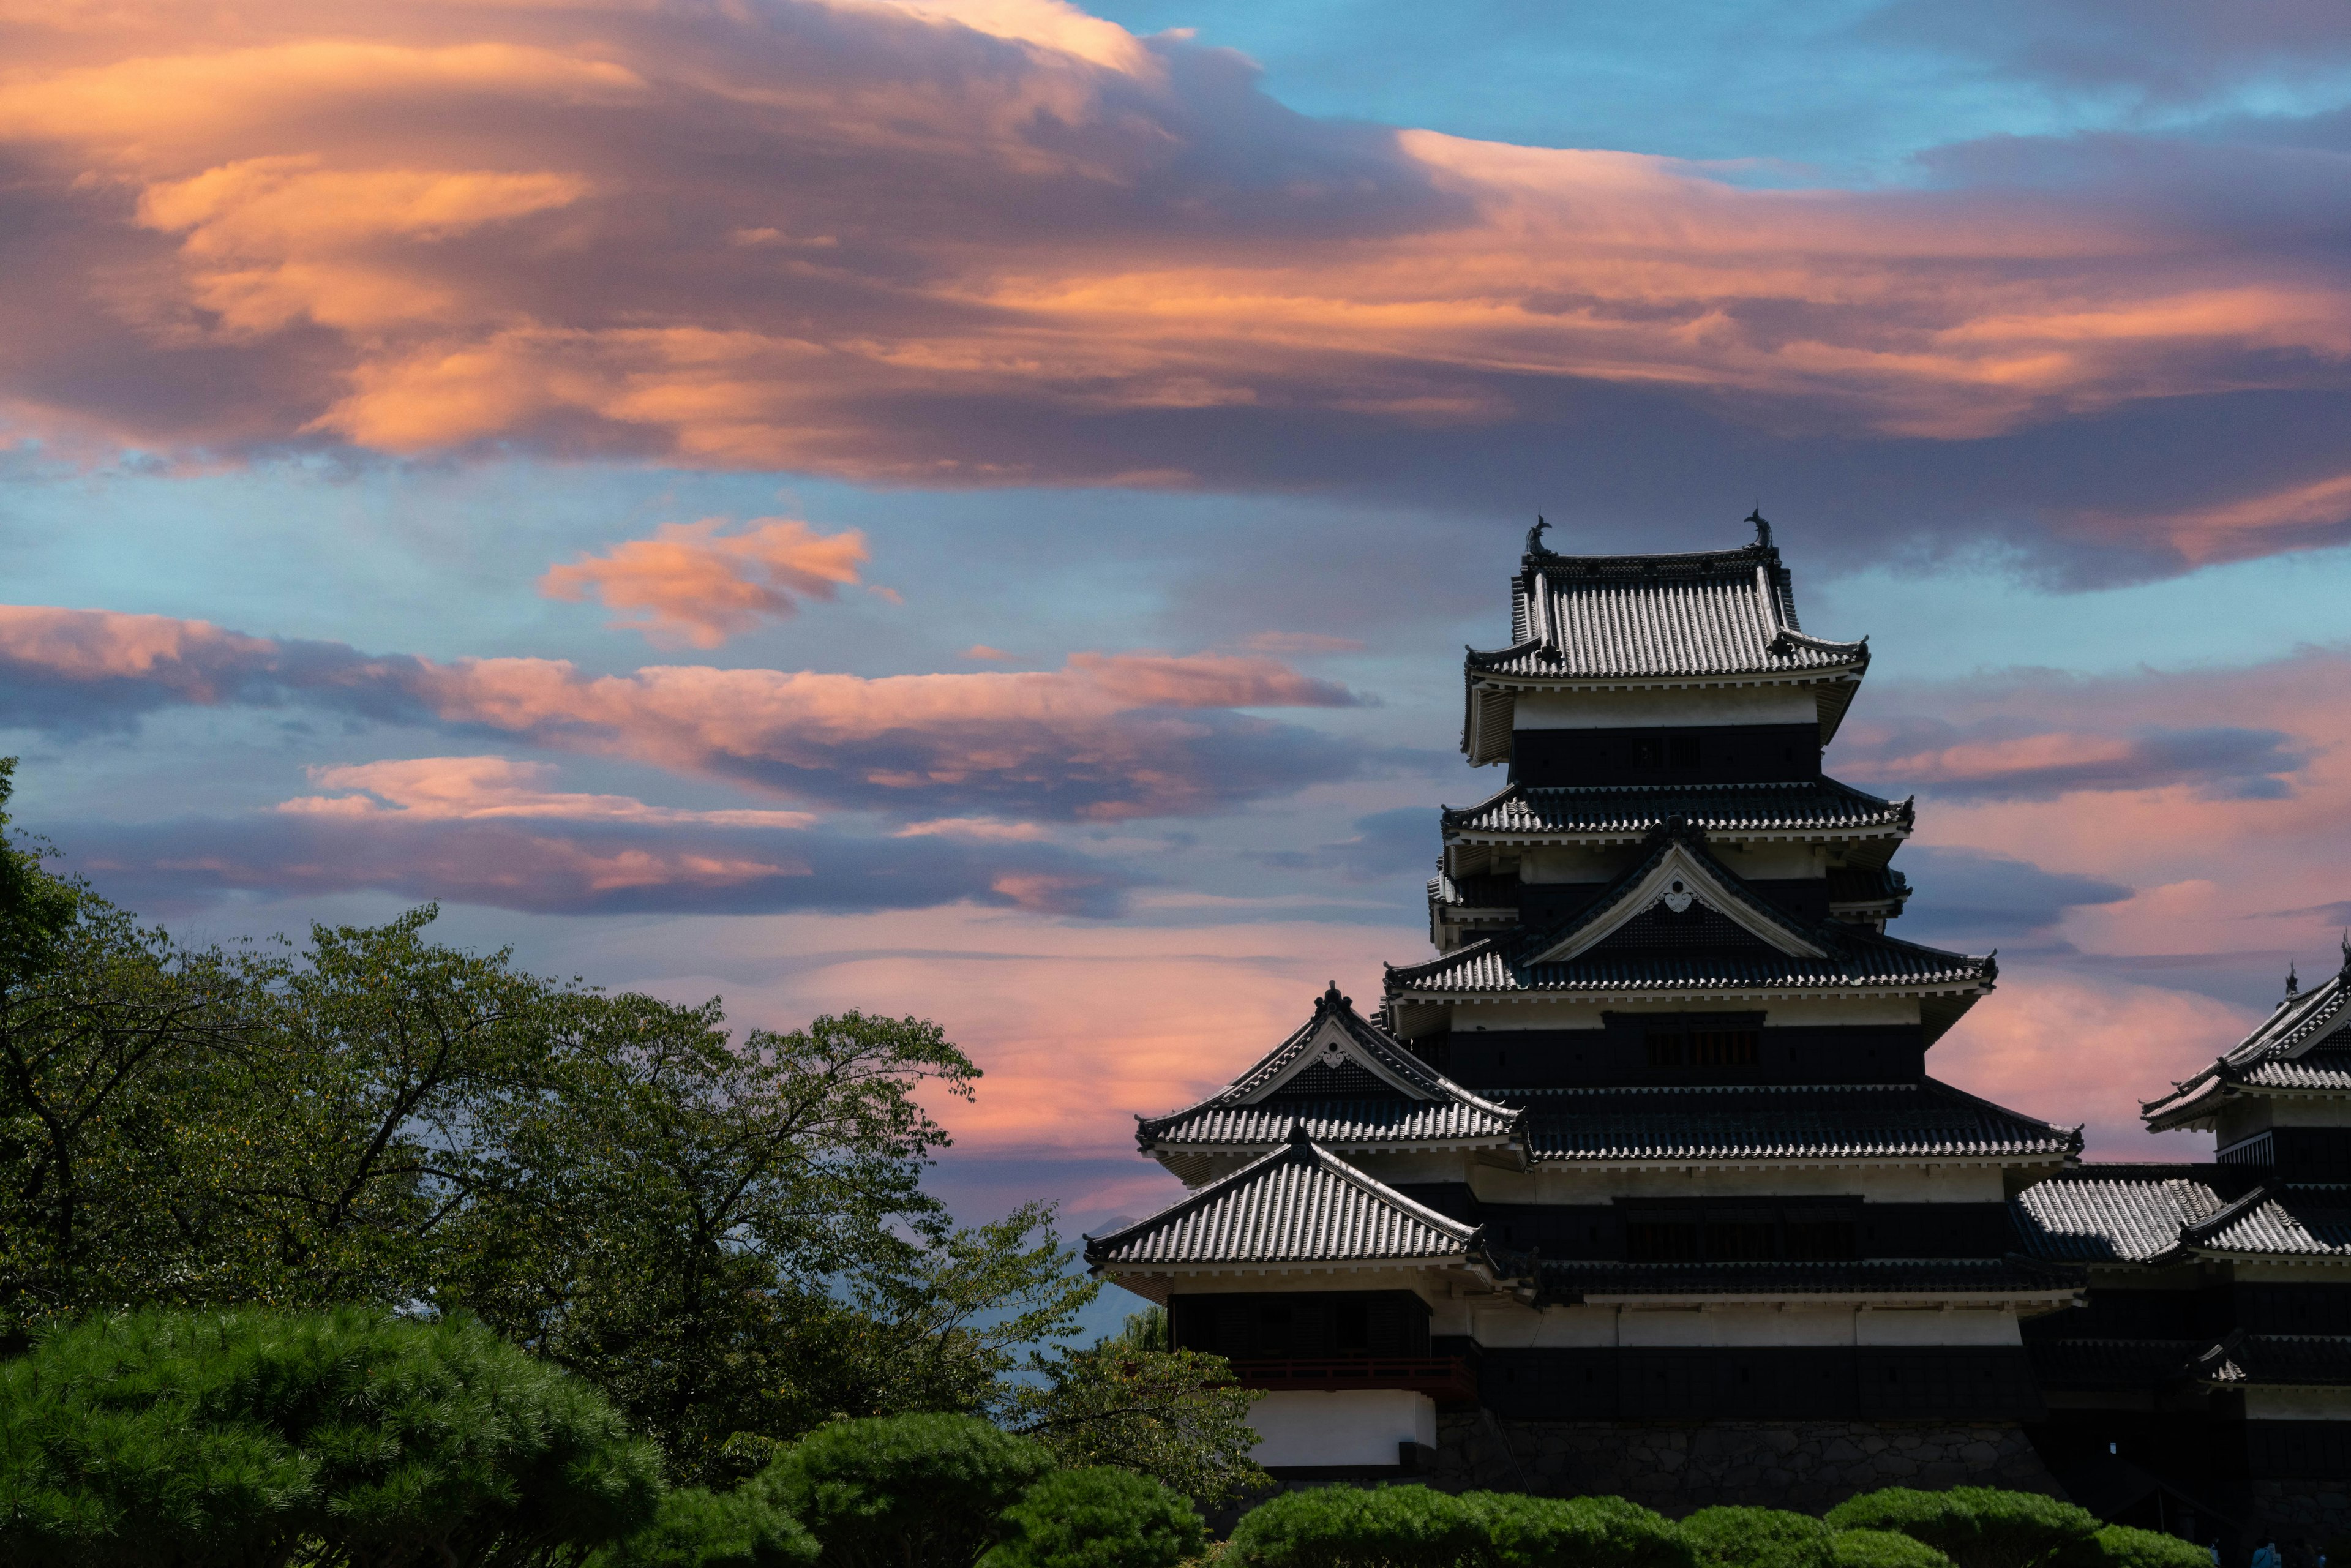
[1225,1355,1478,1406]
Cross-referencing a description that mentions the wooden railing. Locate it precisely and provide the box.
[1224,1356,1477,1405]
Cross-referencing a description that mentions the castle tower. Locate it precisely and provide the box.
[1088,519,2085,1510]
[2014,952,2351,1542]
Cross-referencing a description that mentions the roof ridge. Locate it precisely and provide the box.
[1511,817,1843,967]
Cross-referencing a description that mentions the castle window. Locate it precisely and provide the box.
[1333,1304,1370,1352]
[1671,736,1700,768]
[1626,1218,1701,1261]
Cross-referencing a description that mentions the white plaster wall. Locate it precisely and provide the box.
[1763,997,1922,1027]
[1453,1002,1606,1031]
[2244,1387,2351,1420]
[1714,842,1826,880]
[1855,1308,2022,1346]
[1460,1304,2022,1348]
[1475,1163,2014,1204]
[1513,689,1818,729]
[1522,847,1635,885]
[1248,1390,1436,1466]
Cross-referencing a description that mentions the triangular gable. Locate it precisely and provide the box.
[1241,992,1433,1103]
[1526,828,1826,966]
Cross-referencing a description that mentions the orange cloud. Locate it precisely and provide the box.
[1,0,2347,542]
[539,517,869,647]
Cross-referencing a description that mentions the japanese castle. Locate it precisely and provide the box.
[1085,519,2351,1538]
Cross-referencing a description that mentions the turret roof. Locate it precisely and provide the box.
[1461,523,1869,763]
[2142,958,2351,1129]
[1084,1125,1485,1270]
[1135,984,1521,1174]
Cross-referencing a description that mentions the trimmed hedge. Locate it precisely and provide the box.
[1834,1531,1959,1568]
[2092,1529,2210,1568]
[1468,1492,1697,1568]
[1682,1507,1834,1568]
[1225,1485,1489,1568]
[1825,1488,2101,1568]
[980,1467,1207,1568]
[593,1487,819,1568]
[0,1307,661,1568]
[762,1414,1051,1568]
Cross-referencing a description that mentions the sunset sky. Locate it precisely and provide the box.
[6,0,2351,1285]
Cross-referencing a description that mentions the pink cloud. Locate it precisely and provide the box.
[1929,969,2251,1159]
[0,604,1363,819]
[539,517,868,648]
[1850,648,2351,962]
[962,645,1016,662]
[0,0,2346,561]
[279,755,819,827]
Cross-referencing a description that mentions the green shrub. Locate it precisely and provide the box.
[761,1413,1052,1568]
[1465,1492,1695,1568]
[1832,1531,1957,1568]
[1682,1507,1833,1568]
[0,1307,662,1568]
[979,1467,1207,1568]
[1825,1488,2100,1568]
[2091,1529,2209,1568]
[594,1487,820,1567]
[1225,1485,1489,1568]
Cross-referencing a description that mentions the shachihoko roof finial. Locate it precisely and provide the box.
[1526,515,1550,555]
[2341,929,2349,970]
[2285,961,2300,999]
[1747,505,1772,549]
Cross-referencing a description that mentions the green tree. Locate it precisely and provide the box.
[1832,1533,1957,1568]
[0,759,246,1345]
[0,770,1102,1480]
[1001,1340,1264,1507]
[0,1305,662,1567]
[1464,1493,1695,1568]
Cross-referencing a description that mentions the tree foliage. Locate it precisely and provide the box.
[1226,1485,1492,1568]
[0,762,1099,1484]
[0,1305,662,1568]
[1002,1342,1265,1507]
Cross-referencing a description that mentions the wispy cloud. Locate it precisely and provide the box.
[0,604,1365,819]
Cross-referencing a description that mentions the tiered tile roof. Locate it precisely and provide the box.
[1086,1126,1487,1273]
[1442,779,1912,844]
[2143,959,2351,1130]
[1517,1081,2080,1166]
[2012,1167,2351,1265]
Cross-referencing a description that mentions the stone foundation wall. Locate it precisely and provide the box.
[1431,1415,2065,1514]
[2249,1480,2351,1546]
